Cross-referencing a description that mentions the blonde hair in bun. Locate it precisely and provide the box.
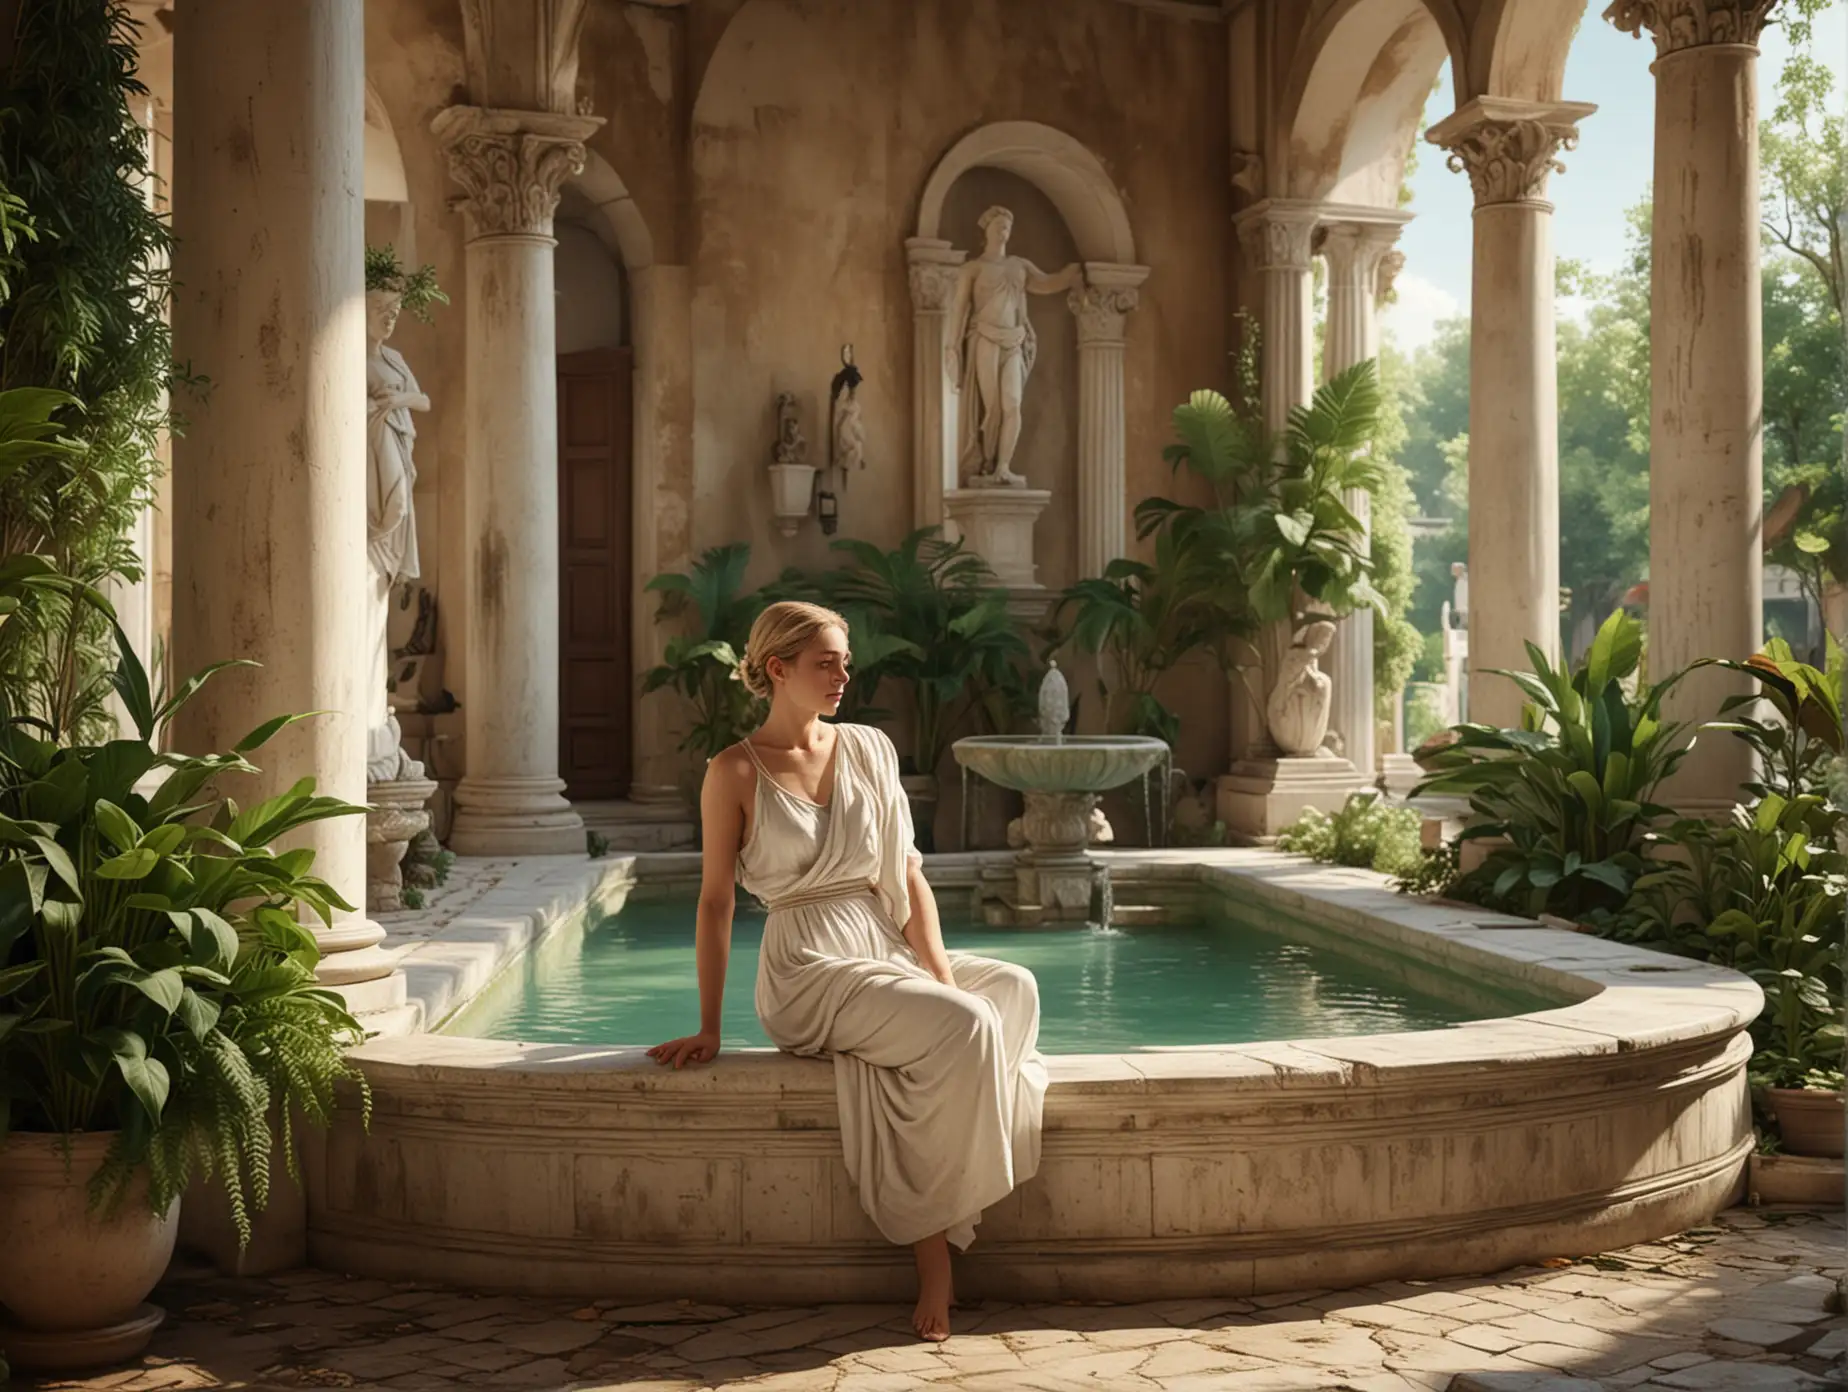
[740,601,848,700]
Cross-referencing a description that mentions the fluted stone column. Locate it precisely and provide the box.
[1319,218,1407,777]
[433,106,600,856]
[629,263,695,804]
[1608,0,1772,814]
[171,0,402,1012]
[906,238,966,534]
[1428,98,1594,733]
[1069,265,1148,579]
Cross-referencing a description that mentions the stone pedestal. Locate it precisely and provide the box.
[433,105,598,857]
[1216,754,1370,844]
[1013,791,1100,919]
[366,778,436,913]
[944,487,1050,589]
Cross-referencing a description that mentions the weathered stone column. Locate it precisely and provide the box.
[906,238,965,535]
[1318,217,1407,777]
[629,262,695,803]
[432,106,599,857]
[1069,264,1148,579]
[1428,98,1594,733]
[170,0,402,1010]
[1607,0,1772,814]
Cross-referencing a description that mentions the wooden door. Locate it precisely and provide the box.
[557,346,634,800]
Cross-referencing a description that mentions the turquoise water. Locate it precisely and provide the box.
[449,894,1550,1054]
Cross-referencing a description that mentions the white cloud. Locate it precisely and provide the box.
[1380,273,1462,353]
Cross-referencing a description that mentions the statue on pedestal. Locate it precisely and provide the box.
[1266,620,1338,757]
[944,205,1083,488]
[365,285,430,784]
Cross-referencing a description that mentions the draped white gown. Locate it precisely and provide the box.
[738,722,1047,1249]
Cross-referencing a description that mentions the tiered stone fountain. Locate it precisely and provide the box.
[953,663,1168,926]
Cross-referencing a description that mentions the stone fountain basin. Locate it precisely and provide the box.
[953,734,1168,794]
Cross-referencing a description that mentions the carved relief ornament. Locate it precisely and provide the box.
[1068,284,1141,344]
[431,106,602,239]
[1603,0,1777,56]
[907,260,963,314]
[1236,207,1319,272]
[1435,116,1582,207]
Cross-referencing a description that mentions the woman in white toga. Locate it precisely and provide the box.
[649,601,1047,1340]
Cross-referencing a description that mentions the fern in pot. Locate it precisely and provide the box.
[0,631,370,1371]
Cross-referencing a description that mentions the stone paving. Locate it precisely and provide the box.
[23,1209,1845,1392]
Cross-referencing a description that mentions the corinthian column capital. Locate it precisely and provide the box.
[1426,97,1597,207]
[1234,200,1321,272]
[1603,0,1777,56]
[1068,263,1149,345]
[431,105,603,239]
[904,238,965,313]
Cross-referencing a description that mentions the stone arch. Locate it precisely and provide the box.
[916,121,1136,265]
[362,81,407,203]
[570,148,655,272]
[1468,0,1589,102]
[1282,0,1457,205]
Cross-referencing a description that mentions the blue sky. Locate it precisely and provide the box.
[1382,5,1848,350]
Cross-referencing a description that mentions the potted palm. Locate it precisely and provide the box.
[0,629,370,1372]
[1139,360,1385,754]
[826,529,1027,851]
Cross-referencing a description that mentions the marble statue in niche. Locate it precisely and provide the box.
[1266,620,1338,757]
[945,205,1083,488]
[365,286,430,783]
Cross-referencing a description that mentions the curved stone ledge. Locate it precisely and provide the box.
[305,852,1760,1302]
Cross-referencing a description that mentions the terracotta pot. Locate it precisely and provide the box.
[1768,1087,1845,1159]
[0,1130,179,1369]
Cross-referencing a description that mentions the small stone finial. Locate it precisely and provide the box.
[1037,660,1071,740]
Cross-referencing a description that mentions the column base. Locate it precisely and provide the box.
[1380,753,1423,800]
[449,775,586,856]
[1217,754,1371,845]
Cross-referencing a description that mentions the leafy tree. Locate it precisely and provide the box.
[1367,345,1421,718]
[0,0,173,738]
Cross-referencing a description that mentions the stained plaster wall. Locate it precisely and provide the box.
[683,0,1234,783]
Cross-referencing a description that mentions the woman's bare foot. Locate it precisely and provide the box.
[911,1232,953,1341]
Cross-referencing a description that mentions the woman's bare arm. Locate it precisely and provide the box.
[1025,260,1083,295]
[648,753,749,1067]
[901,858,955,986]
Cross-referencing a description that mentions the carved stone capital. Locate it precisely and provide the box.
[431,105,603,239]
[1426,99,1596,207]
[1603,0,1776,55]
[905,238,965,314]
[1235,202,1320,272]
[1068,284,1140,344]
[1319,221,1402,290]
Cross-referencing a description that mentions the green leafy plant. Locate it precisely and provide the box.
[1142,360,1386,661]
[1048,523,1218,744]
[1614,792,1844,1090]
[1394,840,1461,899]
[1278,792,1424,878]
[825,528,1028,781]
[0,2,175,739]
[641,543,766,762]
[364,244,448,323]
[1411,609,1694,920]
[1706,634,1845,802]
[0,632,370,1242]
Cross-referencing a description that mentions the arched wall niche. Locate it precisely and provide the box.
[908,120,1147,583]
[364,81,409,203]
[916,120,1137,265]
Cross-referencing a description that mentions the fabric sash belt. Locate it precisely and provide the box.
[765,881,877,915]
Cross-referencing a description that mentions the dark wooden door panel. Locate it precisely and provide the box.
[557,346,634,800]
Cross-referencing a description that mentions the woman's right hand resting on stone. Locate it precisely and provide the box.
[647,1030,721,1069]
